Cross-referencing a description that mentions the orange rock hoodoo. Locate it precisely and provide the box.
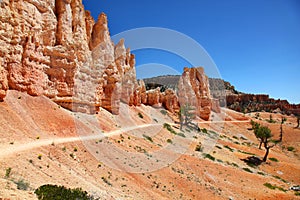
[0,0,218,120]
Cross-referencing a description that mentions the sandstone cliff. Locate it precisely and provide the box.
[0,0,216,120]
[178,67,212,120]
[226,94,300,116]
[0,0,140,114]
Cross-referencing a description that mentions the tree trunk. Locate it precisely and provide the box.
[180,121,183,131]
[279,124,283,142]
[263,146,270,162]
[259,141,262,149]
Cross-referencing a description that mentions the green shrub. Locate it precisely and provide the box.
[101,177,112,186]
[295,191,300,196]
[5,167,11,178]
[160,110,167,115]
[177,132,186,138]
[224,145,234,152]
[258,171,265,176]
[204,154,215,161]
[167,139,172,144]
[242,168,253,173]
[143,134,153,143]
[263,182,286,192]
[15,179,30,190]
[231,162,239,168]
[195,144,202,152]
[201,128,208,134]
[37,154,42,160]
[267,114,276,123]
[163,123,177,135]
[269,157,279,162]
[138,112,144,119]
[35,184,93,200]
[287,146,295,151]
[264,183,276,190]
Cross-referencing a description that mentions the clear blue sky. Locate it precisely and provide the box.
[82,0,300,104]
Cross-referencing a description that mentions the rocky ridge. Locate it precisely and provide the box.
[0,0,216,120]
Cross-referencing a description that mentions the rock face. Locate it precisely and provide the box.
[0,0,139,114]
[178,67,212,120]
[0,0,216,120]
[227,94,300,116]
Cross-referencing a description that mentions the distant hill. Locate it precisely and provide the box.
[142,75,300,116]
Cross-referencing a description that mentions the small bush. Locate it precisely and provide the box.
[35,184,93,199]
[73,147,78,152]
[269,157,279,162]
[201,128,208,134]
[258,171,265,176]
[204,154,215,161]
[267,114,276,123]
[295,191,300,196]
[177,132,186,138]
[231,163,239,168]
[160,110,167,115]
[15,179,30,190]
[5,167,12,178]
[163,123,177,135]
[243,167,253,173]
[224,145,234,152]
[167,139,172,144]
[101,177,112,186]
[143,134,153,143]
[287,146,295,151]
[263,182,287,192]
[138,112,144,119]
[264,183,276,190]
[195,144,202,152]
[37,154,42,160]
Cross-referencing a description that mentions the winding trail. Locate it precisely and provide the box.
[0,123,161,158]
[0,120,250,158]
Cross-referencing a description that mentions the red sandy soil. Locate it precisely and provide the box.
[0,91,300,200]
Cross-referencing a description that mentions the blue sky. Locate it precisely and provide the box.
[82,0,300,104]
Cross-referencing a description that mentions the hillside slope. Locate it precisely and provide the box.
[1,91,300,199]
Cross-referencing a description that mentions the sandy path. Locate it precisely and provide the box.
[0,120,249,158]
[0,123,161,158]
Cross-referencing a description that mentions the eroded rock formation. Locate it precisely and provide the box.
[0,0,217,120]
[0,0,140,114]
[227,94,300,116]
[178,67,212,120]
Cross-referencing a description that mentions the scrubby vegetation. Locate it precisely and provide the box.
[143,134,153,143]
[5,167,11,178]
[251,120,276,162]
[138,112,144,119]
[35,184,96,200]
[263,183,287,192]
[14,179,30,191]
[269,157,279,162]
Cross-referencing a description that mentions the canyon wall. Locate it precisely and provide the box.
[0,0,140,114]
[226,94,300,116]
[0,0,216,120]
